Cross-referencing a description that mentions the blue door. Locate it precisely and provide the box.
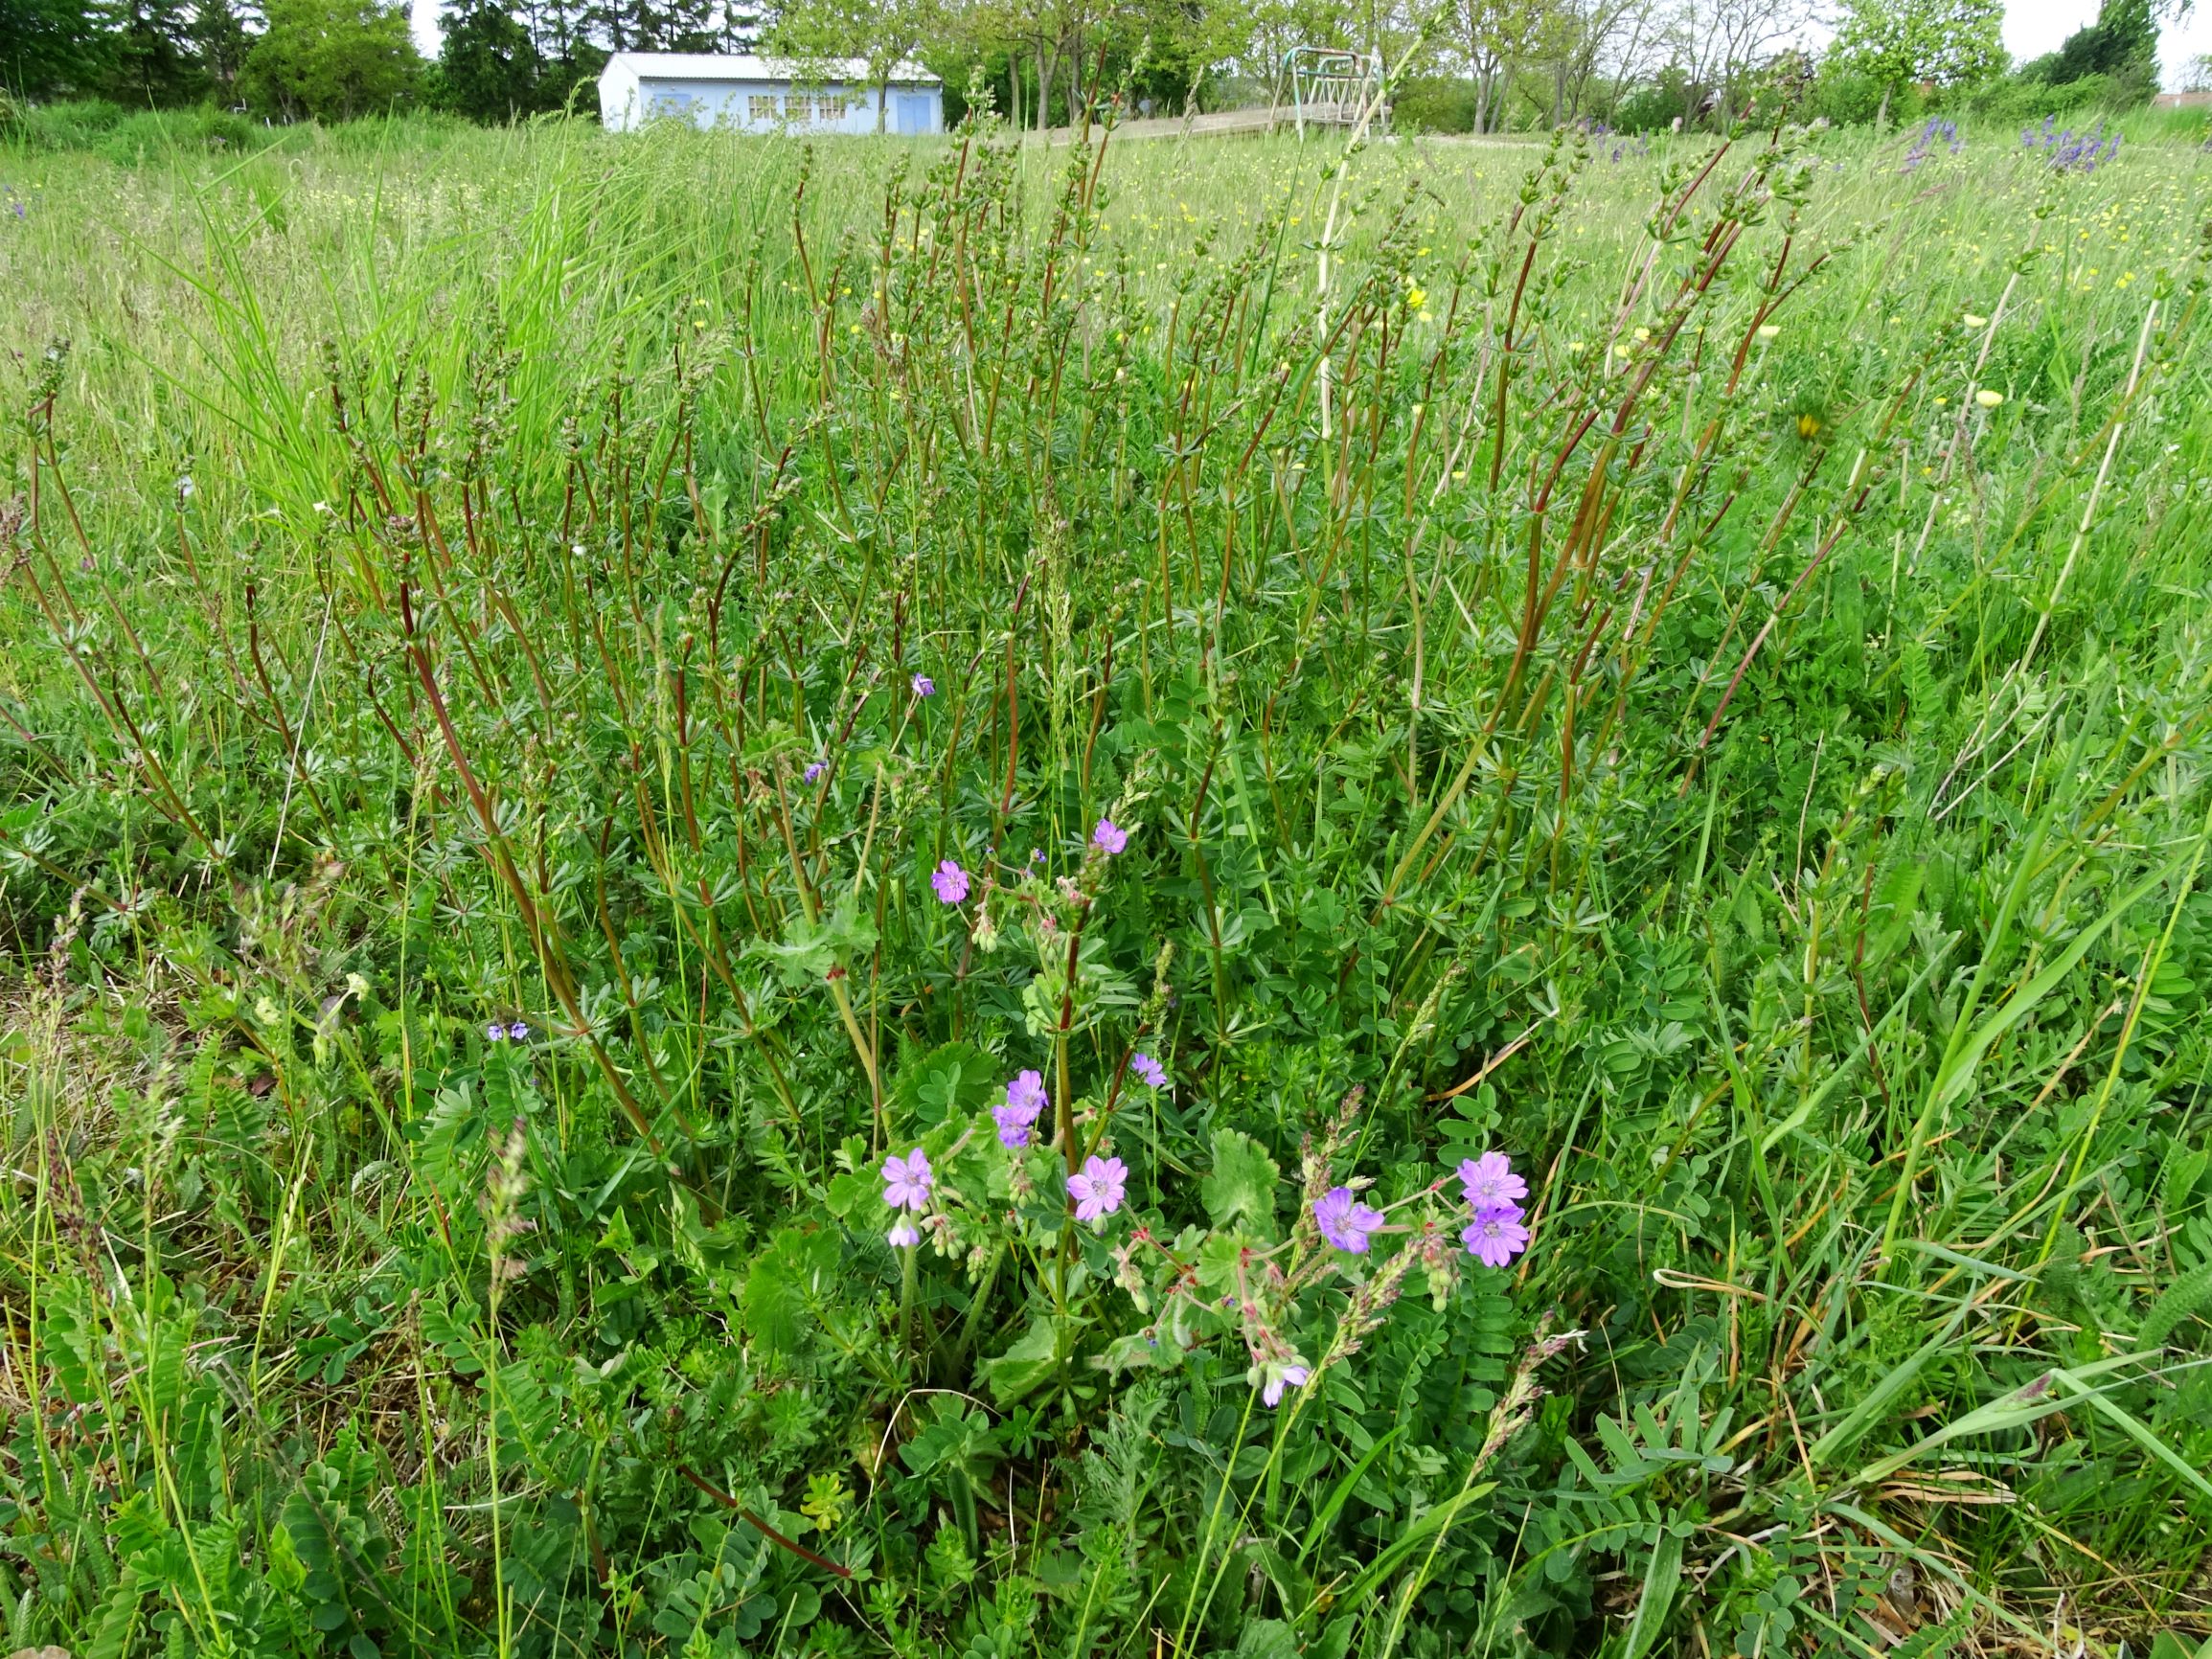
[895,94,932,135]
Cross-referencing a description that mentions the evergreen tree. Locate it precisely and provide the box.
[103,0,202,103]
[2048,0,2161,92]
[1,0,109,96]
[437,0,540,118]
[192,0,259,93]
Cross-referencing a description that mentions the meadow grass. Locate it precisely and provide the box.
[3,108,2212,1658]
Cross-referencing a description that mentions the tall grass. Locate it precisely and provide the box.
[3,110,2211,1657]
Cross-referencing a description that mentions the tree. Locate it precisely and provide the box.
[193,0,260,93]
[774,0,946,130]
[240,0,422,120]
[436,0,540,118]
[1,0,109,96]
[1832,0,2003,105]
[1454,0,1540,133]
[102,0,202,102]
[2044,0,2170,96]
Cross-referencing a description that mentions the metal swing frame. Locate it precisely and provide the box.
[1272,47,1387,139]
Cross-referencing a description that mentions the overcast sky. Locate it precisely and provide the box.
[404,4,2212,91]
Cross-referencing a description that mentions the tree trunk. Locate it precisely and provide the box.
[876,75,888,133]
[1038,42,1053,131]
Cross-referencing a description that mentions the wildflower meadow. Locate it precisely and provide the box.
[3,104,2212,1658]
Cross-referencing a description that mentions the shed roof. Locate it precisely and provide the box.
[603,53,938,86]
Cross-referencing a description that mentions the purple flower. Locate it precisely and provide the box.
[1067,1154,1128,1222]
[994,1068,1048,1148]
[508,1021,530,1041]
[882,1148,933,1212]
[930,860,969,904]
[1262,1364,1310,1407]
[887,1218,921,1248]
[1130,1052,1168,1091]
[486,1022,507,1042]
[1461,1207,1530,1267]
[1457,1151,1527,1213]
[804,761,826,783]
[1313,1186,1386,1254]
[1093,818,1128,855]
[911,672,935,697]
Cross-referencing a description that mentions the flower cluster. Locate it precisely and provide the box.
[1902,116,1963,173]
[485,1020,531,1042]
[1456,1150,1530,1267]
[2022,116,2120,173]
[994,1069,1048,1148]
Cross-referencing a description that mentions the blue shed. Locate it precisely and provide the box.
[599,53,944,135]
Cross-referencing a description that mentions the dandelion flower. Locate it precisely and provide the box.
[1963,312,1988,329]
[1755,323,1779,340]
[1975,388,2004,408]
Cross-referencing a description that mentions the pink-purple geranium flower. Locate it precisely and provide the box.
[1457,1150,1527,1213]
[881,1148,933,1212]
[1313,1186,1386,1254]
[1066,1154,1128,1222]
[1461,1208,1530,1267]
[930,860,969,904]
[911,672,935,697]
[1130,1051,1167,1090]
[994,1068,1048,1148]
[887,1218,921,1248]
[1262,1364,1310,1406]
[1093,818,1128,854]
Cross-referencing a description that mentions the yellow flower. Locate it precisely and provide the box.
[1975,388,2003,408]
[1756,323,1779,341]
[1796,413,1823,440]
[1963,313,1987,329]
[1406,286,1427,311]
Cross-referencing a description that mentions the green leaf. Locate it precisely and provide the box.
[894,1040,1000,1131]
[1200,1128,1280,1236]
[743,1228,838,1355]
[1234,1618,1299,1659]
[982,1313,1062,1404]
[1621,1530,1681,1659]
[2138,1257,2212,1349]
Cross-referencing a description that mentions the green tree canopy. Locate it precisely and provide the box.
[239,0,421,119]
[1,0,109,97]
[434,0,540,119]
[1833,0,2004,92]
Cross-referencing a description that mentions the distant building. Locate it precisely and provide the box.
[598,54,944,135]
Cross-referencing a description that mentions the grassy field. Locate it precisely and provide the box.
[4,108,2212,1659]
